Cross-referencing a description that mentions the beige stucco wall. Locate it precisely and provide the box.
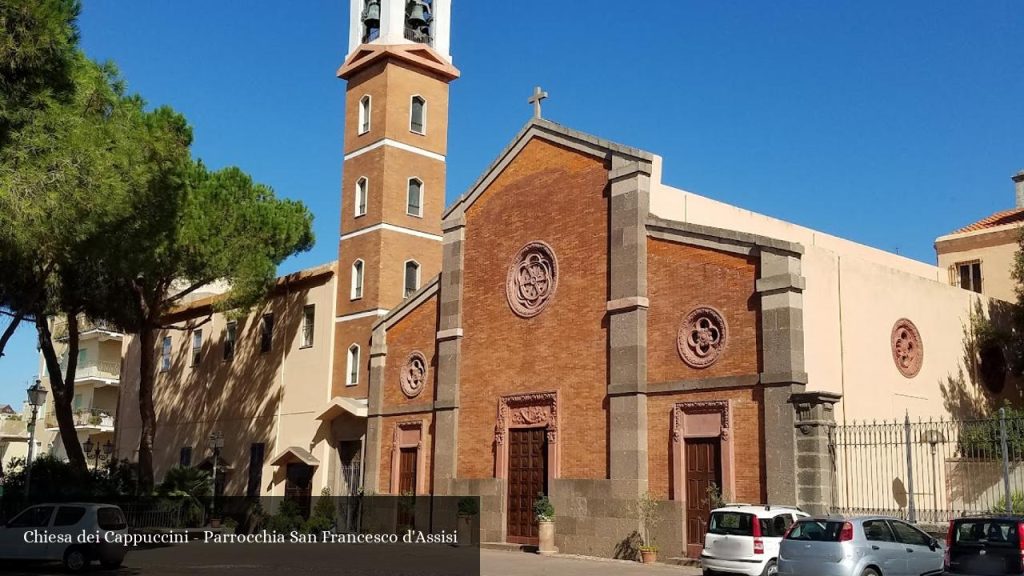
[936,224,1020,303]
[115,264,341,497]
[651,181,996,423]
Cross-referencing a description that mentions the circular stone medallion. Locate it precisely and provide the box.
[506,241,558,318]
[400,351,428,398]
[677,307,728,368]
[891,319,923,378]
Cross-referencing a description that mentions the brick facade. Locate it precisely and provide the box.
[647,239,761,385]
[458,138,610,480]
[382,295,439,409]
[646,388,765,501]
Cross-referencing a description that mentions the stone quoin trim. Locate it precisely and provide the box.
[494,392,560,483]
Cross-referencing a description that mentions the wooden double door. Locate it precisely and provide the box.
[506,428,548,545]
[685,438,722,557]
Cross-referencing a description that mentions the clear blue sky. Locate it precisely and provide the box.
[1,0,1022,407]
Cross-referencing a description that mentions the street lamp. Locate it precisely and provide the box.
[208,432,225,518]
[82,438,114,469]
[25,380,48,502]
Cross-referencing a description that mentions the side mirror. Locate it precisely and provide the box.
[929,538,940,551]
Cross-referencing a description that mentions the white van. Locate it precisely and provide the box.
[701,504,808,576]
[0,503,129,572]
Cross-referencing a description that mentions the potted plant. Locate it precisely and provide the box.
[456,496,480,547]
[533,493,557,555]
[636,491,662,564]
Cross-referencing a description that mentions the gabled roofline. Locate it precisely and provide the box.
[442,118,654,223]
[373,274,440,331]
[646,215,804,256]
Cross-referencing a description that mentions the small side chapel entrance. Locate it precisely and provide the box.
[494,392,560,546]
[672,400,734,558]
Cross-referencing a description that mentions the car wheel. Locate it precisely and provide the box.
[761,559,778,576]
[861,569,880,576]
[702,570,716,576]
[100,558,123,570]
[63,547,89,573]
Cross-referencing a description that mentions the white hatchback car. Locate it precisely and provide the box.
[0,503,129,572]
[701,504,808,576]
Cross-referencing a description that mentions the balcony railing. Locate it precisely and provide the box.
[45,408,116,430]
[56,360,121,382]
[52,318,123,341]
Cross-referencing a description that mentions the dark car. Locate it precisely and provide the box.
[945,515,1024,575]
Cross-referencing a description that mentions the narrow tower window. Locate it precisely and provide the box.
[351,259,364,300]
[404,261,420,298]
[161,336,172,372]
[191,330,203,367]
[407,178,423,216]
[359,95,371,134]
[301,305,315,348]
[410,96,426,134]
[347,344,360,386]
[224,321,237,361]
[355,177,368,217]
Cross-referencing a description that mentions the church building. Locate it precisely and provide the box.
[113,0,1012,561]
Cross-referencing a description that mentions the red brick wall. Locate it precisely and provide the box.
[333,315,375,398]
[647,388,765,502]
[383,294,438,408]
[647,238,761,385]
[458,138,610,480]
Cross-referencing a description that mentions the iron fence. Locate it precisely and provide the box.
[121,501,206,529]
[830,409,1024,523]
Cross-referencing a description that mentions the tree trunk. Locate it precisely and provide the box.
[35,315,87,474]
[0,311,24,358]
[137,324,157,492]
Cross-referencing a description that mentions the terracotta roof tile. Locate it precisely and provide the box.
[951,208,1024,234]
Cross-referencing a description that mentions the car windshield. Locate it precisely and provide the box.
[953,520,1018,547]
[6,506,55,529]
[709,511,755,536]
[785,520,846,541]
[97,507,127,531]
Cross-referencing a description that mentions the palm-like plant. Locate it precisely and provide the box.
[156,465,211,507]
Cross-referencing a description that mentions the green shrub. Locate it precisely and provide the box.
[266,499,304,534]
[457,496,479,517]
[533,493,554,522]
[302,488,335,534]
[991,491,1024,514]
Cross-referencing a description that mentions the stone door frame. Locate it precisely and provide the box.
[390,419,427,495]
[494,391,560,485]
[672,400,735,554]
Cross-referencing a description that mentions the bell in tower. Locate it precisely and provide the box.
[361,0,381,43]
[404,0,433,45]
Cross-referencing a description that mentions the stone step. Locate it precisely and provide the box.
[480,542,539,554]
[666,556,701,567]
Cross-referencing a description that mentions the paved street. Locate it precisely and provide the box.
[480,549,701,576]
[0,544,702,576]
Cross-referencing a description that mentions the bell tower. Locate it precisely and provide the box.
[333,0,459,399]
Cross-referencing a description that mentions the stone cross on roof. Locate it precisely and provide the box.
[528,86,548,119]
